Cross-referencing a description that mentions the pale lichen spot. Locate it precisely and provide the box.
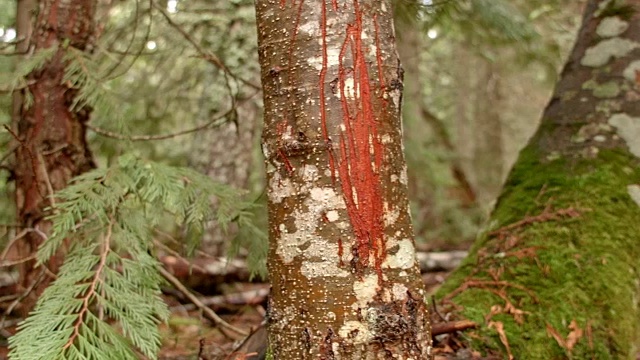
[326,210,339,222]
[382,238,416,269]
[608,113,640,157]
[390,88,401,108]
[392,283,408,301]
[268,172,294,203]
[298,19,319,36]
[307,48,339,71]
[581,38,640,67]
[383,202,400,227]
[277,188,346,263]
[301,247,349,278]
[309,187,346,209]
[596,16,629,38]
[380,134,392,144]
[353,274,378,309]
[343,78,358,99]
[627,184,640,208]
[623,60,640,82]
[368,44,377,58]
[391,174,399,183]
[302,164,319,182]
[400,165,409,185]
[368,134,375,155]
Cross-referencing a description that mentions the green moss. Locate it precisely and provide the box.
[437,147,640,359]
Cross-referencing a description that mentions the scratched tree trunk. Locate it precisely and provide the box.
[256,1,432,359]
[13,0,97,313]
[438,1,640,358]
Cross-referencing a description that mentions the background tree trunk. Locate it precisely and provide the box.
[256,0,432,358]
[13,0,97,313]
[438,1,640,358]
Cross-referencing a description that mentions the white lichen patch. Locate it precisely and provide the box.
[389,88,402,109]
[301,243,349,278]
[368,44,378,58]
[581,38,640,67]
[302,164,319,183]
[392,283,408,301]
[307,48,340,71]
[326,210,339,222]
[623,60,640,82]
[298,19,319,37]
[353,274,378,309]
[268,172,294,204]
[608,113,640,157]
[309,187,346,209]
[400,164,409,185]
[596,17,629,38]
[277,187,347,265]
[383,202,400,227]
[382,238,416,270]
[627,184,640,208]
[380,134,392,144]
[342,77,358,99]
[338,321,372,344]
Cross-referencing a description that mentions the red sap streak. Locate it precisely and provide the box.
[335,0,386,281]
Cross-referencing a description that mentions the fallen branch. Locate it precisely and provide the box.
[158,266,248,337]
[432,319,477,335]
[170,286,270,312]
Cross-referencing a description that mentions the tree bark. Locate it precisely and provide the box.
[256,1,432,358]
[13,0,97,313]
[439,1,640,358]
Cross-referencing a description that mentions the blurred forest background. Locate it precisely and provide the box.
[0,0,588,357]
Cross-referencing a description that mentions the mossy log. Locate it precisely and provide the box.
[437,1,640,359]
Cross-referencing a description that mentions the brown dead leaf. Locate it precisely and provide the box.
[566,320,583,351]
[488,321,514,360]
[546,322,567,349]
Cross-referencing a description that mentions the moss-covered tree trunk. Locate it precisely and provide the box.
[256,0,432,358]
[438,1,640,358]
[13,0,97,313]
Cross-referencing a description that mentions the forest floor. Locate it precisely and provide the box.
[0,242,472,360]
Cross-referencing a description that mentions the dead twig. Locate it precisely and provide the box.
[489,206,584,237]
[432,320,477,336]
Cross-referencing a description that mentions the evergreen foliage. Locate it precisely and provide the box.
[8,154,265,359]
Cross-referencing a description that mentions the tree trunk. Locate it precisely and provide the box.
[438,1,640,358]
[13,0,97,313]
[256,1,432,358]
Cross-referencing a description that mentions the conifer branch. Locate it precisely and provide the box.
[63,217,113,350]
[87,107,232,141]
[151,0,260,90]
